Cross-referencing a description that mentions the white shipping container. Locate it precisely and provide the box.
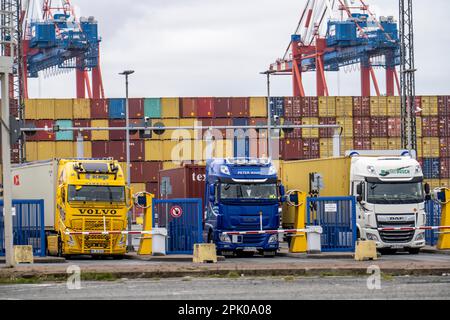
[11,160,58,228]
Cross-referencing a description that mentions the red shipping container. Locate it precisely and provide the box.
[284,98,293,117]
[214,98,232,118]
[300,138,320,159]
[129,98,144,118]
[11,144,20,163]
[109,119,126,140]
[353,117,371,137]
[441,158,450,178]
[143,161,162,182]
[197,98,214,118]
[388,118,402,137]
[301,97,318,117]
[283,117,302,139]
[371,117,388,137]
[130,162,144,183]
[319,117,337,138]
[280,139,301,160]
[10,99,18,118]
[180,98,198,118]
[211,118,232,137]
[440,137,450,157]
[354,138,371,150]
[422,116,439,137]
[28,120,55,141]
[73,120,92,141]
[146,182,159,197]
[438,96,448,115]
[91,99,108,119]
[92,141,109,158]
[353,97,371,117]
[438,116,450,137]
[158,165,206,218]
[108,141,126,161]
[230,98,249,117]
[130,141,145,162]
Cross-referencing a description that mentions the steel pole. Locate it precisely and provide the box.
[266,73,272,159]
[1,73,14,267]
[124,74,133,252]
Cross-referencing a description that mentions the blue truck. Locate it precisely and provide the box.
[203,158,285,257]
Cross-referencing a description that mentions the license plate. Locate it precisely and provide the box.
[391,245,404,249]
[91,249,105,254]
[243,247,257,252]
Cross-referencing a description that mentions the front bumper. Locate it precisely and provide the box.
[363,228,426,249]
[216,233,279,252]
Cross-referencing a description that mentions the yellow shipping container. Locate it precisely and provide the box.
[421,96,438,116]
[161,98,180,119]
[422,137,440,158]
[179,118,196,140]
[387,96,401,117]
[282,157,351,228]
[318,97,336,117]
[72,141,92,158]
[426,179,443,190]
[249,97,267,117]
[160,119,181,140]
[163,140,185,162]
[371,138,389,150]
[54,99,73,119]
[73,99,91,119]
[302,117,319,138]
[416,138,423,158]
[336,97,353,117]
[416,116,422,137]
[119,162,129,182]
[91,120,109,140]
[388,138,402,150]
[336,117,354,138]
[55,142,74,159]
[145,140,163,161]
[370,97,388,117]
[319,138,333,158]
[24,99,37,120]
[25,141,38,161]
[37,142,56,160]
[204,139,233,159]
[131,183,146,194]
[36,99,56,120]
[191,140,205,161]
[341,138,354,155]
[162,161,181,170]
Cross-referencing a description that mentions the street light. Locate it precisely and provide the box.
[119,70,135,252]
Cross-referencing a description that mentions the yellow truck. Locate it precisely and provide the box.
[282,152,430,254]
[11,159,132,258]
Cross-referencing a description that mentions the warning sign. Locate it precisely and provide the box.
[170,206,183,219]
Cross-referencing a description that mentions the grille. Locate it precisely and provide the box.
[377,219,415,244]
[71,219,124,231]
[74,234,113,249]
[242,234,266,245]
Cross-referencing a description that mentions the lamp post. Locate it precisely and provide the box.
[119,70,134,251]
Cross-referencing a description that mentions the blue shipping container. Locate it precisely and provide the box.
[270,97,285,117]
[55,120,73,141]
[233,118,249,157]
[144,98,162,118]
[423,158,440,179]
[109,99,126,119]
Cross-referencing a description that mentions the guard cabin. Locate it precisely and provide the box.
[204,158,284,257]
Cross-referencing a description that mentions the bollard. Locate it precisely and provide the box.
[137,193,154,255]
[437,188,450,250]
[289,191,308,253]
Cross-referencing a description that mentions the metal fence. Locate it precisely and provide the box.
[425,200,442,246]
[0,200,46,257]
[307,196,357,252]
[153,198,203,254]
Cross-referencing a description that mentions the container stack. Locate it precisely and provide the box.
[19,95,450,199]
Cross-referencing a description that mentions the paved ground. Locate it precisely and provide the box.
[1,275,450,300]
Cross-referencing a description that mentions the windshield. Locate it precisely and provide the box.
[220,183,278,200]
[367,182,424,204]
[68,185,125,203]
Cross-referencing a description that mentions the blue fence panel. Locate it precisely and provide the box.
[307,196,357,252]
[0,200,46,257]
[152,199,203,254]
[425,200,442,246]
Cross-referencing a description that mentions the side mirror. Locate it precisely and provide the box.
[279,185,286,197]
[424,183,431,195]
[209,184,216,203]
[356,182,364,202]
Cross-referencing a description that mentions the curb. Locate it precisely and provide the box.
[0,257,66,264]
[125,254,226,262]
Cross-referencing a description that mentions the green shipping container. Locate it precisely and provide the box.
[144,98,162,118]
[55,120,74,141]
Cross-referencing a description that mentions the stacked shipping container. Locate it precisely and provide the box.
[17,95,450,206]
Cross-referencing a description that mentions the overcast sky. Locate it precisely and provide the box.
[27,0,450,98]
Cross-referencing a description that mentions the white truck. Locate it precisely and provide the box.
[282,150,431,254]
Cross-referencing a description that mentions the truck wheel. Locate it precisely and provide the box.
[207,231,214,244]
[408,248,421,255]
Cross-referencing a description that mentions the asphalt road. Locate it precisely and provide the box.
[1,276,450,300]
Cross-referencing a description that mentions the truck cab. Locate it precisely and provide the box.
[204,158,283,256]
[350,154,428,253]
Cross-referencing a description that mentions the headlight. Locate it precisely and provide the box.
[268,166,277,175]
[415,165,422,174]
[415,233,425,241]
[366,233,379,241]
[268,234,278,244]
[219,233,231,243]
[220,165,230,175]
